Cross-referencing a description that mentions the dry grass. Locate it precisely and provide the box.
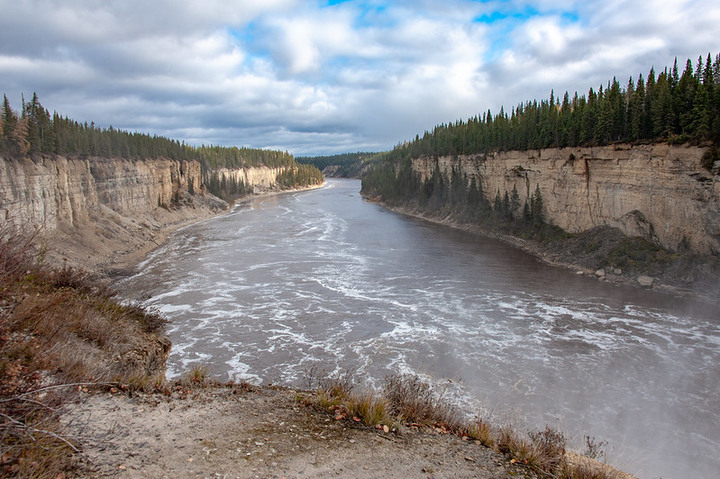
[345,393,392,427]
[305,370,624,479]
[1,227,171,477]
[176,364,225,390]
[383,373,462,429]
[466,418,494,447]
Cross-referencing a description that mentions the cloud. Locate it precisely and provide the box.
[1,0,719,155]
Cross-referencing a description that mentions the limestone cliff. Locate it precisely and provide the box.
[0,154,293,271]
[411,144,720,256]
[0,155,203,230]
[212,165,286,190]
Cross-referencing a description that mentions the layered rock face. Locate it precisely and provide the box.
[212,166,285,190]
[0,155,203,230]
[0,155,298,270]
[412,144,720,255]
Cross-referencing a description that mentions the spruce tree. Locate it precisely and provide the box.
[531,184,544,225]
[510,185,521,217]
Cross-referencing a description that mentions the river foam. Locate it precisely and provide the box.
[123,179,719,479]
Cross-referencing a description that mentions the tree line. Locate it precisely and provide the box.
[385,53,720,162]
[0,93,296,170]
[361,158,558,240]
[1,93,323,200]
[275,164,325,188]
[296,151,383,177]
[363,53,720,239]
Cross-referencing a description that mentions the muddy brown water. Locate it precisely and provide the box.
[124,178,719,479]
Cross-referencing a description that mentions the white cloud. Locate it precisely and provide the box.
[1,0,720,155]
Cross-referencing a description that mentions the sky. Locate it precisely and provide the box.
[2,1,720,156]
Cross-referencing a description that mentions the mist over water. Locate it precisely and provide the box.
[124,179,719,479]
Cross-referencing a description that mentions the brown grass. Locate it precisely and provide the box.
[305,370,625,479]
[383,373,461,429]
[1,227,170,477]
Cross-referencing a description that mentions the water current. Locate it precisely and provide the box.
[123,178,719,479]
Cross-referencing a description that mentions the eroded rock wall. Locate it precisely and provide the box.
[212,166,285,190]
[0,155,203,230]
[412,144,720,255]
[0,155,292,233]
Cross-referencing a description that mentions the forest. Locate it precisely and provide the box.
[0,93,322,199]
[362,52,720,239]
[383,53,720,162]
[296,151,382,177]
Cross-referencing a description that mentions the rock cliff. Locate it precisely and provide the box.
[0,154,292,271]
[213,165,286,191]
[0,155,203,230]
[412,144,720,255]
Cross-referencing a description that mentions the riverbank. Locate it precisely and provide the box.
[366,198,720,305]
[3,179,642,478]
[42,182,326,278]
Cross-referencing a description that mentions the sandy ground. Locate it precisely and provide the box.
[61,386,538,479]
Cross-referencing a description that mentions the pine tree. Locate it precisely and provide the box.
[531,184,544,225]
[2,95,17,147]
[502,191,511,219]
[510,185,521,217]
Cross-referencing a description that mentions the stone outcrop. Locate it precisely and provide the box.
[411,144,720,255]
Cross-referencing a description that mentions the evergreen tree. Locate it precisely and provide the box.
[531,184,544,225]
[510,185,521,217]
[2,95,17,149]
[493,190,502,215]
[502,191,511,219]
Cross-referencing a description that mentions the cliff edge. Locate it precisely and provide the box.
[0,154,312,273]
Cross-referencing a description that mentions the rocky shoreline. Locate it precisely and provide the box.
[366,198,720,305]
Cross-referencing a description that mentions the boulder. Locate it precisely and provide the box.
[637,275,655,287]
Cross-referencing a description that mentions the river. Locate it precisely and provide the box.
[124,178,719,479]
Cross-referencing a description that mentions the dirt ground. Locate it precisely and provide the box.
[61,385,538,479]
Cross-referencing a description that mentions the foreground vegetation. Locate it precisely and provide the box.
[0,228,169,477]
[295,369,624,479]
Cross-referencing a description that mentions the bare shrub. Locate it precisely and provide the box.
[528,425,567,472]
[583,435,609,462]
[382,373,461,429]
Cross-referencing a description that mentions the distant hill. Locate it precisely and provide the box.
[296,151,383,178]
